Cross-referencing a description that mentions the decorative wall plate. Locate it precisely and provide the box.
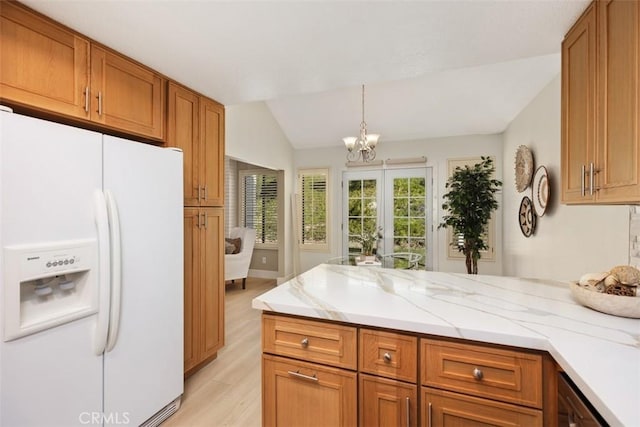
[518,196,536,237]
[532,166,549,217]
[514,145,534,192]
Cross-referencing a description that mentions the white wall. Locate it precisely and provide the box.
[228,75,630,283]
[225,101,295,281]
[502,74,629,281]
[294,134,504,275]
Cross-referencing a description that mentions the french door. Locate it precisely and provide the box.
[343,168,433,270]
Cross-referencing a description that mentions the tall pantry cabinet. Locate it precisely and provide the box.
[166,82,226,376]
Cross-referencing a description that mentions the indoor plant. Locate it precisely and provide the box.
[353,227,382,259]
[439,157,502,274]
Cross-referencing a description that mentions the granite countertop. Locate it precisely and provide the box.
[251,264,640,427]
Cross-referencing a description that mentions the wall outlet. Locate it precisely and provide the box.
[262,257,267,264]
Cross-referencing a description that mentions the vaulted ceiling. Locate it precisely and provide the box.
[22,0,590,149]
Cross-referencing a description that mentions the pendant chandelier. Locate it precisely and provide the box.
[343,84,380,163]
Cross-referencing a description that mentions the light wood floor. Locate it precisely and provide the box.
[164,277,276,427]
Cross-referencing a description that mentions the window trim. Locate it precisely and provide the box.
[297,168,330,252]
[238,168,279,249]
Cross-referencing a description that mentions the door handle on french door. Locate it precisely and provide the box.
[93,190,111,355]
[104,190,122,352]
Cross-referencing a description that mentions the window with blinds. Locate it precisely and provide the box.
[239,170,278,245]
[298,169,329,251]
[448,220,494,260]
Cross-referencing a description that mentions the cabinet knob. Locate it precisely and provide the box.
[301,337,309,348]
[473,367,483,380]
[383,352,392,363]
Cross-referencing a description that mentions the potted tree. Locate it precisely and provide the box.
[439,157,502,274]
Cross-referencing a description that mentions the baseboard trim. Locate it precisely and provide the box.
[248,269,278,279]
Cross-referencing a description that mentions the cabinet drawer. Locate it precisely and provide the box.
[421,339,543,408]
[263,314,357,370]
[359,328,417,382]
[263,354,357,427]
[422,387,543,426]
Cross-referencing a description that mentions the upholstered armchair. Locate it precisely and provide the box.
[224,227,256,289]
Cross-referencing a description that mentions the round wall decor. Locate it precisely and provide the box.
[532,166,549,217]
[514,145,534,192]
[518,196,536,237]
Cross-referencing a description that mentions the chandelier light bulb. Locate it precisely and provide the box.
[343,137,357,152]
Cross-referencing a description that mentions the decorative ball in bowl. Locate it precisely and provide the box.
[569,282,640,318]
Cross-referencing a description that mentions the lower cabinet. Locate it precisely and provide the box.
[261,314,552,427]
[262,354,357,427]
[360,374,418,427]
[184,207,224,376]
[422,388,543,426]
[421,338,543,426]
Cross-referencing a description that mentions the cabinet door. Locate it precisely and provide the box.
[201,208,225,360]
[90,45,165,140]
[561,3,597,203]
[0,2,90,118]
[360,374,417,427]
[597,0,640,202]
[263,354,357,427]
[167,83,201,206]
[200,98,225,206]
[422,388,542,427]
[183,208,201,374]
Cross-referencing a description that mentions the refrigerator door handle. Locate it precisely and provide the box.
[105,190,122,352]
[93,190,111,355]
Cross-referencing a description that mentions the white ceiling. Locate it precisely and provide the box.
[22,0,589,149]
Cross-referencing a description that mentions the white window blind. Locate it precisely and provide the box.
[298,169,329,251]
[239,170,278,245]
[449,220,494,259]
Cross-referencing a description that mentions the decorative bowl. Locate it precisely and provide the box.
[569,282,640,318]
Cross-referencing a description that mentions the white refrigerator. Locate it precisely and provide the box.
[0,110,184,426]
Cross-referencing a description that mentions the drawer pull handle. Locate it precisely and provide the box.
[301,338,309,348]
[383,352,392,363]
[473,368,483,380]
[287,370,318,382]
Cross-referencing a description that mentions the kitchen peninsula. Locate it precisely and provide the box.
[252,264,640,426]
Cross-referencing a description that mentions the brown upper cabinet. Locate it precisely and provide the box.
[167,82,225,207]
[562,0,640,204]
[89,45,164,140]
[0,1,165,141]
